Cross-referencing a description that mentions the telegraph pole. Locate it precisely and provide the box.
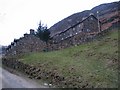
[97,11,100,32]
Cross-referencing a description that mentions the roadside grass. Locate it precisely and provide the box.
[20,28,118,88]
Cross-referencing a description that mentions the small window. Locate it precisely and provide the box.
[79,24,81,27]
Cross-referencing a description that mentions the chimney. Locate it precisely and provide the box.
[30,29,35,35]
[24,33,28,37]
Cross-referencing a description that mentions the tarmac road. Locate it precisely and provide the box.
[0,67,47,89]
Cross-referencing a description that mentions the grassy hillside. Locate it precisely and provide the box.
[20,28,118,88]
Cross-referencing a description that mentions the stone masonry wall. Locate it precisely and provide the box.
[48,32,98,51]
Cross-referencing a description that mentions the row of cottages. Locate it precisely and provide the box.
[48,14,101,50]
[5,14,101,57]
[5,29,46,57]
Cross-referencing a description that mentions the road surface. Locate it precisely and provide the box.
[0,67,47,89]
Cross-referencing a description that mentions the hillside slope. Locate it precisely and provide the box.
[21,27,118,88]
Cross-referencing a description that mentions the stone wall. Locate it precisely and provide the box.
[48,32,98,51]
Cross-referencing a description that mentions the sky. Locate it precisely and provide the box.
[0,0,118,46]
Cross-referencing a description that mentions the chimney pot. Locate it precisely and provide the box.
[24,33,28,37]
[30,29,35,35]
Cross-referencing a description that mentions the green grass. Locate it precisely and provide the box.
[20,28,118,88]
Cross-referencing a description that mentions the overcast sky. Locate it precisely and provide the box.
[0,0,118,46]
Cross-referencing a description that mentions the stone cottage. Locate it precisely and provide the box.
[52,14,101,42]
[5,29,46,57]
[47,14,101,50]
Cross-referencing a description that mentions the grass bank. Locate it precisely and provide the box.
[20,28,118,88]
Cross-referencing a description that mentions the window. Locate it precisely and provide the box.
[79,24,81,27]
